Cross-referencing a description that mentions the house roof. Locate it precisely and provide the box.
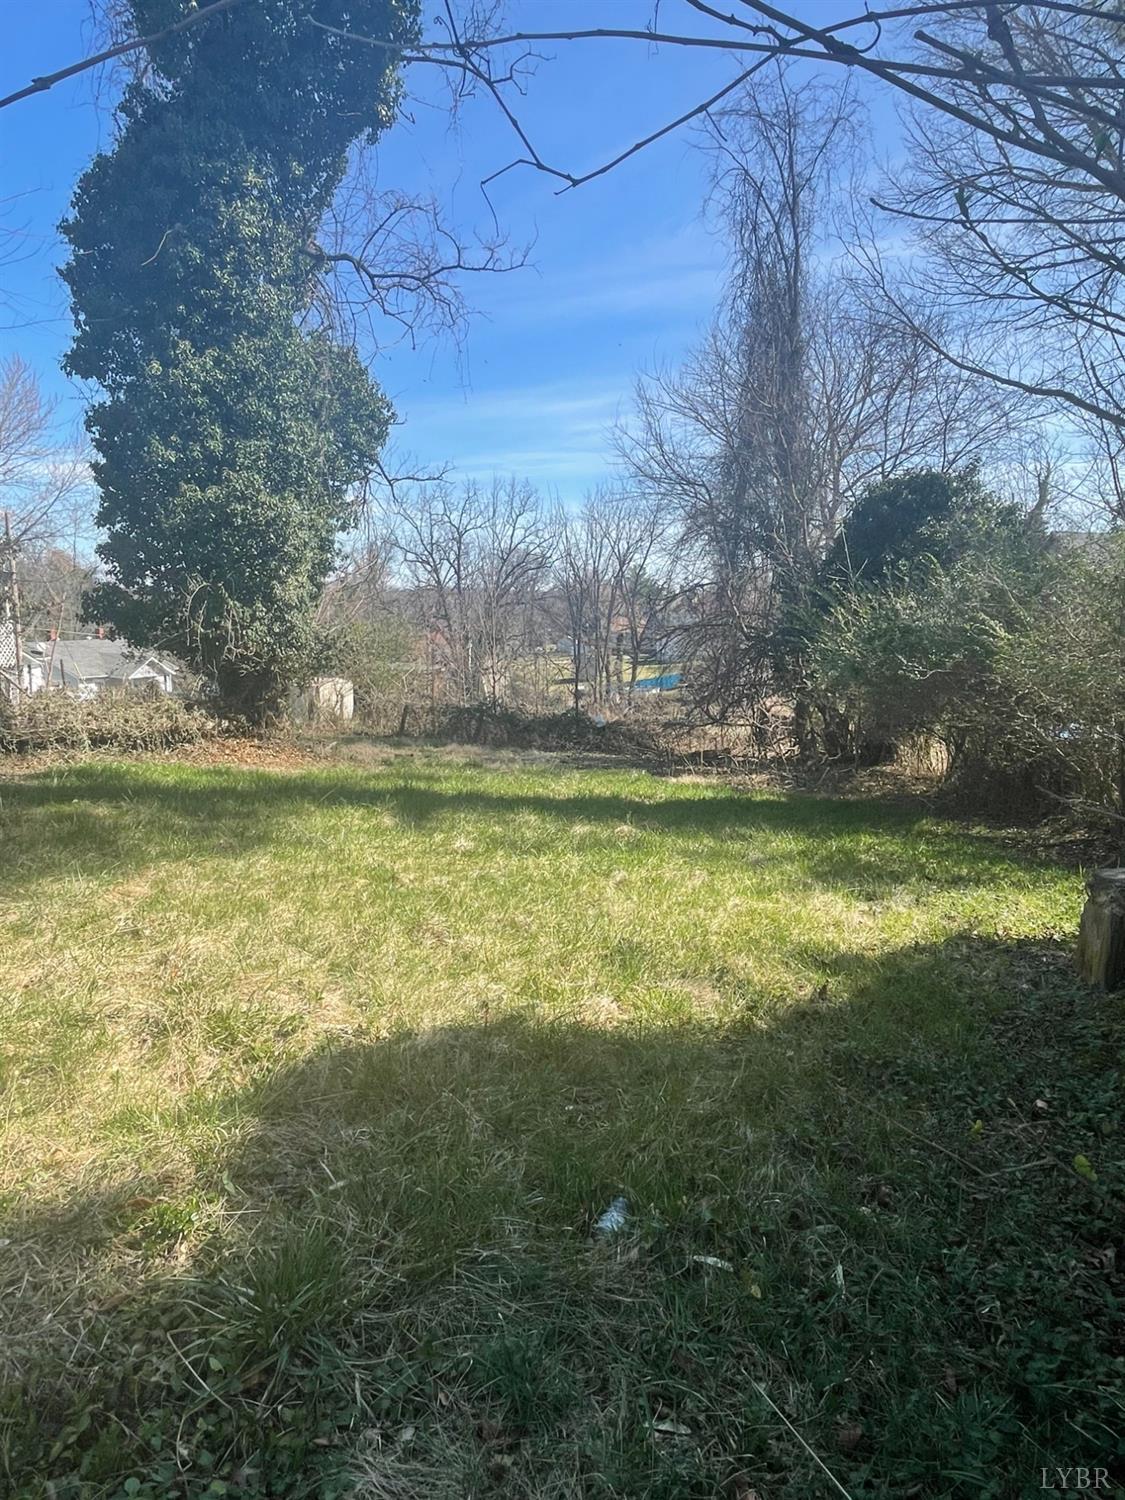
[25,638,176,684]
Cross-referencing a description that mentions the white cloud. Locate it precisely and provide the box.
[379,226,723,494]
[392,376,627,492]
[494,224,723,326]
[455,447,610,483]
[400,379,624,428]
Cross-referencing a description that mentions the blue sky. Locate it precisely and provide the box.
[0,3,895,504]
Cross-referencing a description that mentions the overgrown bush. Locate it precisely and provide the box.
[793,469,1041,763]
[810,554,1019,752]
[810,530,1125,823]
[317,615,419,723]
[956,536,1125,818]
[0,691,216,754]
[820,469,1028,589]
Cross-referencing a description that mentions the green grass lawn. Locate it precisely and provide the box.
[1,747,1121,1499]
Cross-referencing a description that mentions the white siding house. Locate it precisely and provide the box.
[21,637,179,698]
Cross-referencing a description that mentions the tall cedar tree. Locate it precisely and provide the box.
[61,0,417,718]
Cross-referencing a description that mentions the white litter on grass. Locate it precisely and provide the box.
[593,1196,629,1235]
[651,1418,692,1438]
[690,1254,734,1272]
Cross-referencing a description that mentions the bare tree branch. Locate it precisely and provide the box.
[0,0,246,111]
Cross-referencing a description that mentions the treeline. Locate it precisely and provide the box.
[319,480,678,718]
[5,6,1123,827]
[316,63,1125,828]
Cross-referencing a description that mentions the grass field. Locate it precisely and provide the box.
[1,746,1121,1499]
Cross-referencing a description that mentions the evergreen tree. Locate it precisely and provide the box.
[821,470,1029,590]
[61,0,417,718]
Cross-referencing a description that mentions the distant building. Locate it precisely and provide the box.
[21,635,179,700]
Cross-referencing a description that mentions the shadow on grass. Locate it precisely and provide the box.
[3,931,1120,1499]
[0,757,1052,903]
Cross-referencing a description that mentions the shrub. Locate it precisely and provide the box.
[957,535,1125,818]
[820,469,1029,589]
[0,691,216,754]
[428,703,666,759]
[317,616,419,724]
[810,531,1125,824]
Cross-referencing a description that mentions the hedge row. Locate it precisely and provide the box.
[0,691,216,753]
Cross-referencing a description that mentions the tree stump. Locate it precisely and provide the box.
[1075,868,1125,990]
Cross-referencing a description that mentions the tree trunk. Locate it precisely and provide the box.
[1076,868,1125,990]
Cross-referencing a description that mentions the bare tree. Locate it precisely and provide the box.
[875,8,1125,417]
[549,489,673,710]
[0,356,95,641]
[471,478,552,704]
[0,357,86,541]
[853,7,1125,513]
[304,152,526,354]
[551,496,613,713]
[622,71,1023,736]
[386,475,550,705]
[599,490,672,698]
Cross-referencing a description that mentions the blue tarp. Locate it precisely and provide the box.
[634,673,682,693]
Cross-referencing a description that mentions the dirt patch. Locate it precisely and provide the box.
[168,737,321,771]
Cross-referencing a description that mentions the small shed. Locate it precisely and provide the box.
[290,676,355,722]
